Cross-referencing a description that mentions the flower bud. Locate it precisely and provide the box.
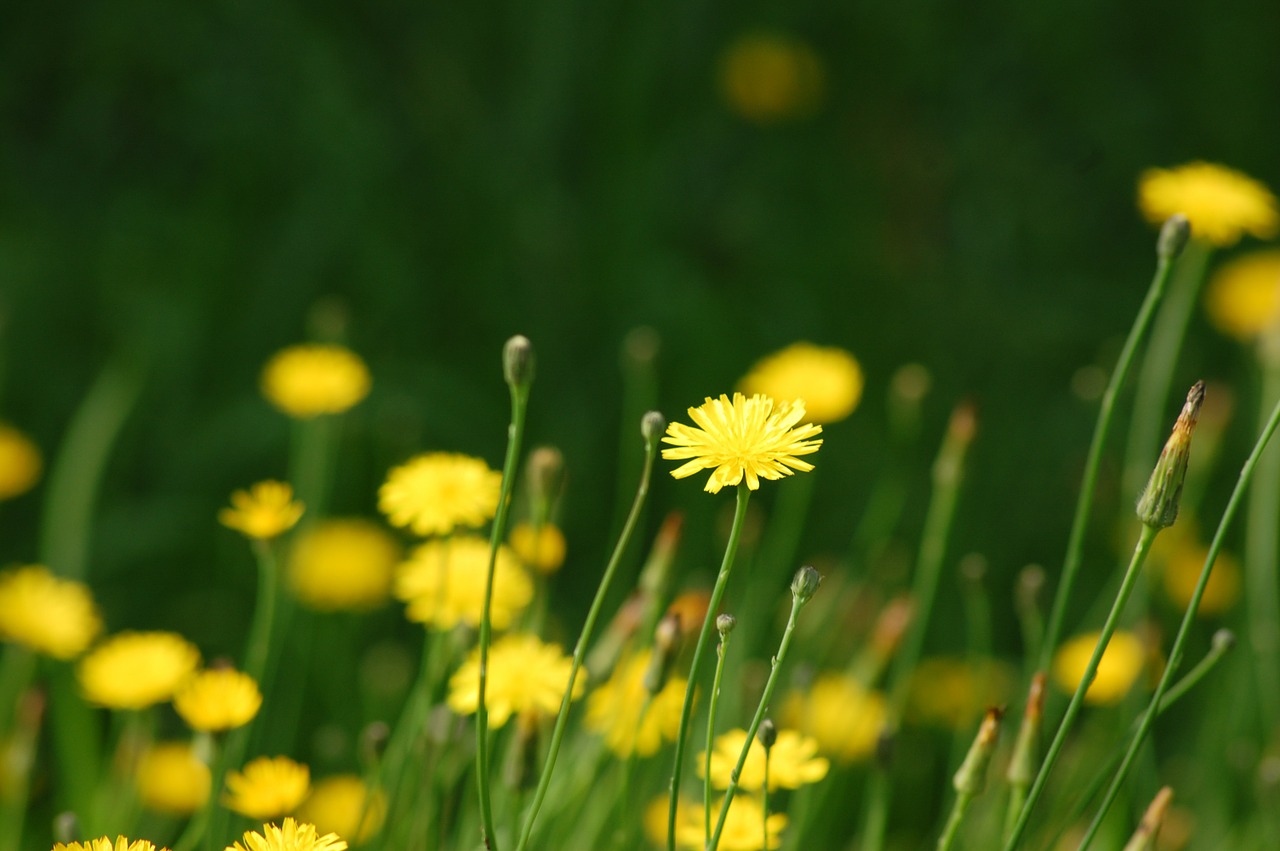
[716,613,737,637]
[1137,381,1204,529]
[1157,214,1191,261]
[1006,672,1046,788]
[1122,786,1174,851]
[644,613,681,694]
[1212,628,1237,653]
[642,411,667,448]
[503,335,535,389]
[953,706,1004,796]
[791,565,822,605]
[757,718,777,750]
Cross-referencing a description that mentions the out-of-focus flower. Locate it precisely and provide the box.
[136,742,211,814]
[173,669,262,732]
[781,673,885,762]
[378,453,501,536]
[0,565,101,660]
[219,482,304,541]
[1051,630,1146,705]
[261,344,370,419]
[78,632,201,710]
[585,649,687,757]
[718,33,823,124]
[0,423,41,500]
[739,343,863,424]
[907,657,1016,729]
[1138,162,1278,247]
[289,519,400,611]
[394,535,532,631]
[1161,543,1241,617]
[447,633,582,728]
[701,728,828,791]
[648,795,787,850]
[296,775,385,844]
[52,839,166,851]
[1204,250,1280,341]
[224,818,347,851]
[508,523,567,575]
[223,756,311,820]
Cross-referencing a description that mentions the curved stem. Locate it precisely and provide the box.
[704,630,733,843]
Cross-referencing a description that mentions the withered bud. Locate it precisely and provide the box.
[872,596,915,661]
[953,706,1005,797]
[1122,786,1174,851]
[1137,381,1204,529]
[1006,673,1047,788]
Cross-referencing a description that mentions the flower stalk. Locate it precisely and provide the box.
[938,707,1004,851]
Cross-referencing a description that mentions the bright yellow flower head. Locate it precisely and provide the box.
[662,393,823,494]
[136,742,211,814]
[0,423,41,500]
[378,452,502,536]
[219,481,305,541]
[1162,544,1241,617]
[78,632,201,710]
[223,756,311,820]
[1051,630,1146,705]
[289,519,400,611]
[907,657,1016,730]
[295,775,385,844]
[585,649,687,757]
[739,343,864,424]
[0,565,102,659]
[781,673,885,762]
[1138,162,1278,247]
[173,668,262,732]
[447,633,583,728]
[701,728,828,792]
[225,818,347,851]
[648,795,787,851]
[1204,250,1280,341]
[508,523,567,575]
[718,32,823,124]
[261,344,371,419]
[52,838,167,851]
[394,536,532,631]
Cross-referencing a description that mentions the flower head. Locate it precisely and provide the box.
[700,728,828,792]
[0,565,102,659]
[219,481,304,541]
[447,633,583,728]
[378,453,502,536]
[1162,543,1240,616]
[78,632,201,710]
[1051,630,1146,705]
[585,649,687,757]
[223,756,311,820]
[288,519,400,611]
[52,839,166,851]
[296,775,385,844]
[1138,162,1278,247]
[136,742,211,814]
[0,423,41,500]
[739,343,863,424]
[261,344,371,419]
[718,32,823,124]
[1204,250,1280,341]
[649,795,787,850]
[173,668,262,732]
[508,523,567,575]
[394,536,532,630]
[662,393,823,494]
[782,673,885,762]
[225,818,346,851]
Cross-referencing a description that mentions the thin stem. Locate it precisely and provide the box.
[1243,336,1280,731]
[705,630,733,844]
[172,732,224,851]
[762,750,771,851]
[0,681,41,851]
[936,793,972,851]
[243,539,280,684]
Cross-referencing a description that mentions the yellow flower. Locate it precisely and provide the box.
[0,565,102,659]
[701,728,828,792]
[136,742,211,814]
[219,481,305,541]
[781,673,885,762]
[585,649,687,757]
[289,519,400,611]
[78,632,201,710]
[739,343,863,424]
[1162,544,1241,617]
[394,535,532,631]
[1051,631,1146,705]
[0,423,41,500]
[662,393,823,494]
[52,839,167,851]
[1138,162,1278,247]
[647,795,787,851]
[447,633,583,728]
[223,756,311,820]
[225,818,347,851]
[378,453,502,536]
[508,523,567,575]
[907,657,1016,729]
[296,775,385,844]
[261,344,371,419]
[173,668,262,732]
[1204,250,1280,341]
[718,33,823,124]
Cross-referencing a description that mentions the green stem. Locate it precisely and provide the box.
[172,732,224,851]
[762,751,771,851]
[0,676,40,851]
[243,539,281,685]
[704,630,733,844]
[936,792,973,851]
[290,415,339,523]
[1244,336,1280,731]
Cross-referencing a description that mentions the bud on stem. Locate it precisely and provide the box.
[1137,381,1204,529]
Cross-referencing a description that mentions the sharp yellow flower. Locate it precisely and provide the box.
[447,633,583,728]
[648,795,787,850]
[378,452,502,536]
[0,565,102,660]
[173,668,262,732]
[394,535,532,631]
[718,32,823,124]
[700,727,829,791]
[260,344,371,419]
[219,481,305,541]
[223,756,311,820]
[78,632,201,710]
[508,522,567,575]
[1051,630,1146,705]
[136,742,211,815]
[1138,162,1278,247]
[225,818,347,851]
[1204,250,1280,341]
[662,393,823,494]
[52,839,167,851]
[0,423,41,500]
[781,673,885,762]
[288,519,400,611]
[585,649,687,757]
[296,775,385,844]
[739,343,864,424]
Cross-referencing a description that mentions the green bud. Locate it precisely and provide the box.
[642,410,667,447]
[716,613,736,637]
[1122,787,1173,851]
[1157,214,1191,261]
[1212,628,1236,653]
[54,812,80,844]
[758,718,777,750]
[791,566,822,605]
[1137,381,1204,529]
[954,707,1004,796]
[643,614,681,694]
[1006,673,1045,788]
[503,335,535,389]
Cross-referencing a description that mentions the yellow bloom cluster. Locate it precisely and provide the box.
[223,756,311,820]
[1204,250,1280,342]
[650,795,788,850]
[136,742,211,814]
[173,668,262,732]
[394,536,532,630]
[289,519,400,611]
[0,423,42,500]
[1138,161,1278,247]
[739,342,863,425]
[447,633,582,727]
[718,32,823,124]
[700,728,829,792]
[53,840,166,851]
[225,818,347,851]
[584,649,687,757]
[261,344,371,419]
[78,632,201,710]
[0,565,102,659]
[296,775,386,844]
[781,673,885,762]
[378,452,502,536]
[1051,630,1146,705]
[219,481,305,541]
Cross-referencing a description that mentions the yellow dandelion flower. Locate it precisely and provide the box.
[1138,162,1278,247]
[296,775,385,844]
[136,742,211,814]
[173,668,262,732]
[52,839,166,851]
[585,649,687,757]
[648,795,787,851]
[701,728,828,792]
[289,519,400,611]
[718,32,823,124]
[378,452,502,536]
[907,657,1016,730]
[394,535,532,631]
[223,756,310,820]
[1204,250,1280,341]
[662,393,823,494]
[782,673,885,763]
[1162,545,1241,617]
[225,818,347,851]
[0,423,41,500]
[78,632,201,710]
[0,565,102,660]
[739,343,864,425]
[219,481,304,541]
[1051,630,1146,705]
[261,344,371,419]
[508,522,567,575]
[447,633,583,728]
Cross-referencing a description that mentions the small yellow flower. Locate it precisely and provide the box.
[0,423,41,500]
[585,649,687,757]
[78,632,201,710]
[718,32,823,124]
[173,668,262,732]
[219,481,304,541]
[52,839,167,851]
[136,742,211,814]
[225,818,347,851]
[701,728,828,792]
[296,775,385,844]
[1204,250,1280,341]
[662,393,823,494]
[907,657,1016,730]
[781,673,885,762]
[508,523,567,575]
[739,343,864,424]
[261,344,371,419]
[378,452,502,536]
[1162,544,1241,617]
[1138,162,1278,247]
[648,795,787,850]
[447,633,583,728]
[289,519,400,611]
[223,756,311,820]
[394,535,532,631]
[0,565,102,659]
[1052,630,1146,705]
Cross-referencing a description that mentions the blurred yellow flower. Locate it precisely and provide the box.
[447,633,583,728]
[225,818,347,851]
[1162,544,1241,617]
[662,393,823,494]
[585,649,687,757]
[508,522,567,575]
[718,33,823,124]
[219,481,304,541]
[136,742,211,815]
[378,452,502,536]
[0,565,102,660]
[1138,162,1278,247]
[907,657,1016,729]
[296,775,385,844]
[394,535,532,631]
[52,839,166,851]
[289,519,400,611]
[223,756,310,820]
[1051,630,1146,705]
[173,668,262,732]
[782,673,885,762]
[647,795,787,850]
[700,728,828,792]
[78,632,200,710]
[739,343,863,424]
[261,344,370,419]
[0,423,41,500]
[1204,250,1280,341]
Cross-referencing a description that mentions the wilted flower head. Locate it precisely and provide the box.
[173,668,262,732]
[718,32,823,124]
[739,343,863,424]
[0,565,102,659]
[1051,630,1146,705]
[136,742,211,815]
[219,481,304,541]
[261,344,371,418]
[296,775,386,844]
[289,519,400,611]
[224,818,347,851]
[447,633,583,728]
[700,728,829,791]
[223,756,311,820]
[394,535,532,630]
[1204,250,1280,341]
[1138,162,1278,247]
[378,452,501,536]
[0,423,41,500]
[585,649,687,757]
[78,632,201,710]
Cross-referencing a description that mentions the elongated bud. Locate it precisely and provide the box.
[638,512,683,601]
[359,720,391,767]
[791,565,822,605]
[1122,786,1174,851]
[758,718,777,750]
[642,410,667,453]
[871,596,915,662]
[953,706,1004,796]
[1158,215,1191,261]
[1006,672,1046,788]
[1137,381,1204,529]
[644,613,681,694]
[503,335,535,389]
[527,447,565,505]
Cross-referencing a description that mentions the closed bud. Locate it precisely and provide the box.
[527,447,565,505]
[54,812,79,844]
[1212,628,1236,653]
[1123,786,1174,851]
[953,706,1004,797]
[1157,215,1191,261]
[503,335,535,389]
[1007,673,1046,788]
[360,720,391,767]
[716,614,737,637]
[641,410,667,447]
[758,718,777,750]
[791,565,822,605]
[644,613,681,694]
[1137,381,1204,529]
